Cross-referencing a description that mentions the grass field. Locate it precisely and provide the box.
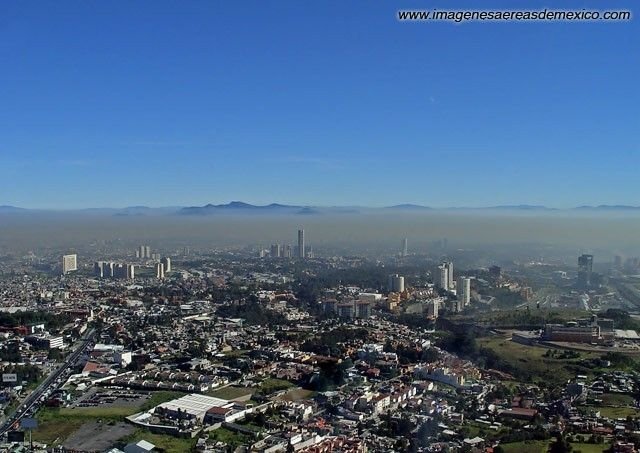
[570,442,609,453]
[208,385,254,400]
[500,440,549,453]
[601,393,635,406]
[209,427,252,448]
[477,335,599,384]
[593,406,639,419]
[259,378,295,394]
[123,428,197,452]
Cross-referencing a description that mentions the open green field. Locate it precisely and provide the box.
[209,427,253,449]
[477,335,599,384]
[593,406,639,419]
[259,378,295,394]
[500,440,549,453]
[123,428,197,452]
[208,385,254,400]
[570,442,609,453]
[601,393,635,406]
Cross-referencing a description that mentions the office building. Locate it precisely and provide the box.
[457,276,471,307]
[578,254,594,288]
[155,262,165,279]
[297,229,305,258]
[62,254,78,274]
[160,257,171,273]
[270,244,281,258]
[401,238,408,257]
[282,245,292,258]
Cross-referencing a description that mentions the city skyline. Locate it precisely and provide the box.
[1,0,638,209]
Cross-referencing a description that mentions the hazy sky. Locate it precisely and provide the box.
[1,0,638,209]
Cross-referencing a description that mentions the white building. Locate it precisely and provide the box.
[388,274,405,293]
[155,262,165,279]
[457,276,471,307]
[62,254,78,274]
[438,262,454,290]
[160,257,171,273]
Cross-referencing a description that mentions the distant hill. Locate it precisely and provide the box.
[574,205,640,211]
[180,201,306,215]
[0,205,26,212]
[384,204,432,211]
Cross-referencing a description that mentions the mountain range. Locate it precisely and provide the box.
[1,202,639,216]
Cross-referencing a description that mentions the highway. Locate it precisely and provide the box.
[0,328,95,437]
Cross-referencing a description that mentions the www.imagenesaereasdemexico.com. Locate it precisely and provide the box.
[397,8,632,23]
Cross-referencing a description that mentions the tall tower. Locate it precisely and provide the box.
[457,276,471,307]
[297,229,305,258]
[160,257,171,273]
[155,262,165,279]
[437,264,449,290]
[401,238,408,257]
[445,262,454,289]
[578,254,594,288]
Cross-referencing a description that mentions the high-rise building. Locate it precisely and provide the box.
[578,254,594,288]
[138,245,145,259]
[401,238,408,257]
[388,274,405,293]
[270,244,281,258]
[160,257,171,273]
[145,245,151,259]
[457,276,471,307]
[62,254,78,274]
[437,262,454,290]
[489,265,502,279]
[297,229,305,258]
[426,300,439,319]
[282,245,292,258]
[155,262,165,279]
[437,264,449,290]
[126,264,135,279]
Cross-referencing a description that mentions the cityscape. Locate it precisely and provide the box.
[1,0,638,452]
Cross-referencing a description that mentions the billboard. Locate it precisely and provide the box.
[2,373,17,383]
[20,418,38,430]
[7,431,25,442]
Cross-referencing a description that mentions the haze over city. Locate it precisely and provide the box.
[1,1,639,452]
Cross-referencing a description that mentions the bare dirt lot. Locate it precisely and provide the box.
[62,421,134,451]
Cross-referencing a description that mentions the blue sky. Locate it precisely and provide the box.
[1,0,638,209]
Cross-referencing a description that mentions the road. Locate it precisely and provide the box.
[0,328,95,437]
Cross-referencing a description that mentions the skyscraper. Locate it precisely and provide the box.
[160,257,171,273]
[297,229,305,258]
[446,262,454,289]
[155,262,165,279]
[437,262,454,290]
[401,238,408,257]
[578,254,594,288]
[62,254,77,274]
[457,276,471,307]
[437,264,449,290]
